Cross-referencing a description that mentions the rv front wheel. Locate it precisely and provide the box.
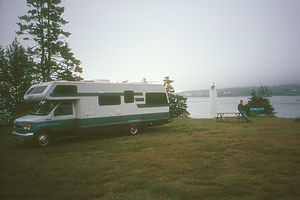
[129,126,138,135]
[37,132,50,147]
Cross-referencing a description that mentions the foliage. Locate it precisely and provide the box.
[0,39,33,123]
[163,76,189,118]
[246,86,274,115]
[168,93,190,118]
[16,0,83,82]
[163,76,175,94]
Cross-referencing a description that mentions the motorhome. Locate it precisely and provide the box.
[12,80,170,146]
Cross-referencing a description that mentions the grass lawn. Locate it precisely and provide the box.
[1,117,300,200]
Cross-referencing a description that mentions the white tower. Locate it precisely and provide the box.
[209,82,217,118]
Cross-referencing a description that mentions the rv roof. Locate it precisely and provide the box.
[32,81,162,86]
[93,79,111,83]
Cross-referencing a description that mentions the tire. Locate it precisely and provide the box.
[37,132,50,147]
[129,126,139,135]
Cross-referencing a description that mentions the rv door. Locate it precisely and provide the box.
[51,101,78,136]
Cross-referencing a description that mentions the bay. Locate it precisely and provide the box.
[187,96,300,118]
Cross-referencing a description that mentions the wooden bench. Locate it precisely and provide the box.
[216,112,244,122]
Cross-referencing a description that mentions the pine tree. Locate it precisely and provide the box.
[163,76,190,119]
[16,0,82,82]
[246,86,274,115]
[163,76,175,94]
[0,39,33,123]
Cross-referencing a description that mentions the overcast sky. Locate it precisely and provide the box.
[1,0,300,91]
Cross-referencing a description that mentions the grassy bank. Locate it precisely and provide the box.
[1,117,300,200]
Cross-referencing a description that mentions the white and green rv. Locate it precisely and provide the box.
[12,80,170,146]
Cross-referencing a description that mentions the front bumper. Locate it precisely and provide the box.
[12,130,35,142]
[12,130,34,137]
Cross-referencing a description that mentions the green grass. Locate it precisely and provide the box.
[1,117,300,200]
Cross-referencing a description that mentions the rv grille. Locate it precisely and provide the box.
[15,124,23,129]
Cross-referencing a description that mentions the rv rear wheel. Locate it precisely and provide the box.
[129,126,139,135]
[37,132,50,147]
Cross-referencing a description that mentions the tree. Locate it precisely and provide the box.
[0,39,33,123]
[246,86,274,115]
[16,0,82,82]
[163,76,189,118]
[164,76,175,94]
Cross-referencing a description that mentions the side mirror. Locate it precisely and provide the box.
[46,113,52,121]
[54,107,64,116]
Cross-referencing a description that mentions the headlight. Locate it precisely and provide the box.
[24,124,32,130]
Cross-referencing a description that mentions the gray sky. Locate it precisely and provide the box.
[1,0,300,91]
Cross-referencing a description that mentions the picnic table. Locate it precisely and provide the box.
[216,112,244,122]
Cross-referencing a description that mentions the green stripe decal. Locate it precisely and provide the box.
[137,104,169,108]
[22,118,76,132]
[134,92,143,96]
[16,113,169,131]
[135,98,145,102]
[51,93,99,97]
[100,93,123,96]
[79,112,169,127]
[51,92,145,97]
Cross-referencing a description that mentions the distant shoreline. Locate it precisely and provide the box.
[184,94,300,98]
[178,84,300,97]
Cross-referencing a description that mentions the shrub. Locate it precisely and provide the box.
[246,86,274,115]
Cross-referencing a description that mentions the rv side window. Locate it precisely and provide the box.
[31,86,48,94]
[98,94,121,106]
[26,87,36,95]
[124,90,134,103]
[146,93,168,104]
[53,85,77,94]
[54,102,73,116]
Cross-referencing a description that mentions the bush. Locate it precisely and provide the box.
[246,86,274,115]
[168,93,190,118]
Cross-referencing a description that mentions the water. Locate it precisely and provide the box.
[187,96,300,118]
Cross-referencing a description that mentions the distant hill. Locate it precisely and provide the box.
[178,84,300,97]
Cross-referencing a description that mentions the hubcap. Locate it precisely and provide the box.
[38,134,49,146]
[130,127,138,135]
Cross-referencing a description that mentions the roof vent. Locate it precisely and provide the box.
[93,79,110,83]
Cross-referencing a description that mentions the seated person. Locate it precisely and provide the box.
[238,100,251,122]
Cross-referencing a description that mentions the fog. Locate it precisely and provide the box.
[1,0,300,91]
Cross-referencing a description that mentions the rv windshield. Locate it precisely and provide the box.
[33,100,57,116]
